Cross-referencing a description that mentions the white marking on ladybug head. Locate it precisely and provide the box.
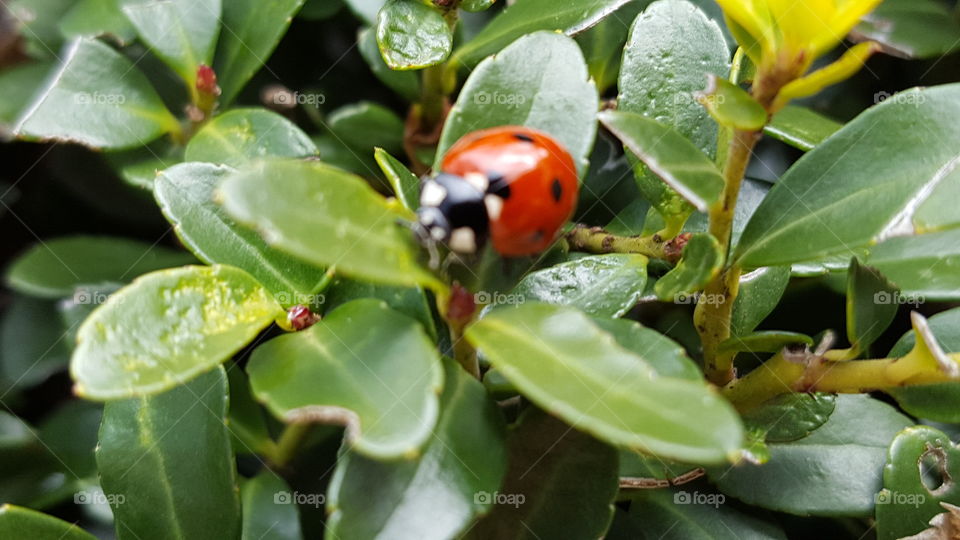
[449,227,477,254]
[430,226,447,241]
[484,194,504,221]
[464,172,490,192]
[420,180,447,207]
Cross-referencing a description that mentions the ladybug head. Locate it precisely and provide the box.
[416,173,490,255]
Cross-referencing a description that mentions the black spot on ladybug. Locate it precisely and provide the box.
[551,178,562,202]
[487,172,511,198]
[513,133,534,142]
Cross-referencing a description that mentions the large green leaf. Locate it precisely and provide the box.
[71,265,282,400]
[467,303,743,463]
[0,505,95,540]
[465,408,618,540]
[14,39,179,150]
[376,0,452,70]
[214,0,306,105]
[625,488,788,539]
[592,317,701,380]
[450,0,632,68]
[327,101,405,156]
[437,31,598,174]
[327,360,507,539]
[575,1,647,93]
[6,236,194,299]
[122,0,222,85]
[764,105,842,152]
[0,296,71,391]
[854,0,960,59]
[730,266,791,336]
[508,254,648,318]
[59,0,137,44]
[241,471,302,540]
[155,163,328,306]
[866,228,960,301]
[736,84,960,269]
[321,276,436,340]
[219,159,442,290]
[358,27,420,102]
[247,299,443,459]
[711,395,912,516]
[742,393,836,443]
[98,367,241,540]
[184,109,317,167]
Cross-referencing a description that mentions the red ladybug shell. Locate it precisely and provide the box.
[440,126,578,256]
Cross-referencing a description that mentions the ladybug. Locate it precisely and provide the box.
[417,126,578,258]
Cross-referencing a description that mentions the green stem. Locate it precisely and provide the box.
[452,326,480,379]
[564,224,675,261]
[270,423,313,468]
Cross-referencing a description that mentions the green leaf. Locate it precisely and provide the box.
[7,0,74,59]
[854,0,960,59]
[241,471,303,540]
[887,307,960,422]
[327,360,507,539]
[866,229,960,301]
[375,148,420,211]
[592,317,701,380]
[300,0,343,19]
[876,426,960,540]
[105,139,184,189]
[6,235,194,299]
[376,0,452,70]
[618,0,729,229]
[122,0,222,85]
[37,400,102,481]
[467,303,743,463]
[0,62,54,127]
[322,276,436,340]
[711,395,912,516]
[220,159,443,290]
[71,265,283,400]
[451,0,632,68]
[0,505,95,540]
[98,367,241,540]
[735,84,960,269]
[59,0,136,44]
[156,164,328,306]
[214,0,306,105]
[717,331,814,355]
[0,296,71,391]
[599,110,724,212]
[696,74,766,131]
[574,1,646,93]
[439,31,597,173]
[185,109,317,167]
[846,258,898,355]
[226,367,273,455]
[328,101,405,156]
[465,408,618,540]
[508,254,648,318]
[358,27,420,101]
[344,0,383,23]
[247,299,443,459]
[625,488,788,540]
[654,233,723,300]
[764,105,842,152]
[742,393,836,443]
[730,266,791,336]
[460,0,496,12]
[14,38,179,150]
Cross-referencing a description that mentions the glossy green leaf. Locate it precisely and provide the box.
[327,360,507,539]
[0,62,54,127]
[122,0,222,85]
[736,84,960,269]
[14,39,179,150]
[876,426,960,540]
[185,109,317,167]
[467,303,743,463]
[764,105,842,152]
[600,110,724,213]
[854,0,960,59]
[6,235,194,299]
[654,233,723,300]
[321,276,436,340]
[465,408,618,540]
[574,1,646,93]
[0,296,71,391]
[887,307,960,423]
[866,229,960,301]
[712,395,912,516]
[451,0,632,68]
[460,0,496,12]
[98,367,241,540]
[105,139,184,189]
[156,164,328,306]
[438,31,598,174]
[508,254,648,318]
[742,393,836,443]
[625,488,788,540]
[697,74,766,131]
[376,0,452,70]
[0,505,95,540]
[214,0,306,105]
[730,266,791,336]
[717,331,813,355]
[219,159,443,290]
[71,265,283,400]
[375,148,420,211]
[225,366,273,455]
[358,27,420,101]
[618,0,728,229]
[247,299,443,459]
[592,317,701,380]
[60,0,136,44]
[241,471,303,540]
[328,101,404,156]
[37,400,102,481]
[846,258,898,354]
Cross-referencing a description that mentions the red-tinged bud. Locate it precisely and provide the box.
[446,282,476,326]
[287,305,320,331]
[664,233,693,263]
[196,64,221,97]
